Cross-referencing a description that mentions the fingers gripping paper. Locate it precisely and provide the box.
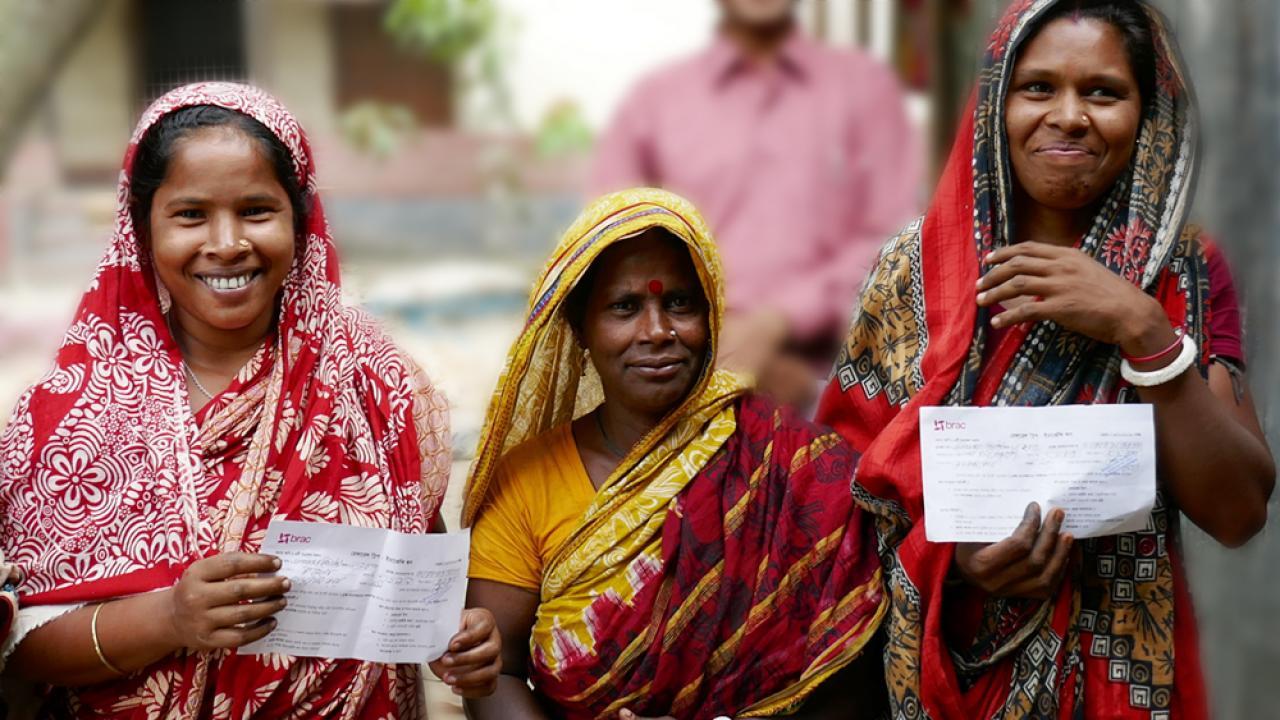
[242,521,470,663]
[920,405,1157,543]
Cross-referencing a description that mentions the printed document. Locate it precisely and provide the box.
[242,520,470,663]
[920,405,1156,543]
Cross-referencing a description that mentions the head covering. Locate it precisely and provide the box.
[0,82,448,717]
[465,189,886,718]
[817,1,1210,718]
[463,188,733,526]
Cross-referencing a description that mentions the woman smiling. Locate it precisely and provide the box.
[818,1,1273,717]
[462,189,888,719]
[0,83,499,718]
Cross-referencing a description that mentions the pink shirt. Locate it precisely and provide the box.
[591,32,922,340]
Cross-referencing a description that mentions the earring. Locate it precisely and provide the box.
[154,267,171,314]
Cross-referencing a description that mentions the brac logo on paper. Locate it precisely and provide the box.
[277,532,312,545]
[933,419,967,432]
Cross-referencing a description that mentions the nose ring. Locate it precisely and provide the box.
[238,239,253,250]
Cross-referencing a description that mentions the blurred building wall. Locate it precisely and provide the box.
[1153,2,1280,718]
[41,0,346,179]
[488,0,717,131]
[48,0,133,177]
[247,0,337,136]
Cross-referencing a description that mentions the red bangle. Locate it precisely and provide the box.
[1122,328,1184,364]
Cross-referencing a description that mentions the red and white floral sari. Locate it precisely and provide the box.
[0,82,450,718]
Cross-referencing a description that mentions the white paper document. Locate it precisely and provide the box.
[241,520,470,664]
[920,405,1156,543]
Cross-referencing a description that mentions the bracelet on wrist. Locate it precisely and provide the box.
[91,602,127,677]
[1121,326,1184,364]
[1121,334,1196,388]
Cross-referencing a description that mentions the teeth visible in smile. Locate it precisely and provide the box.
[200,273,254,291]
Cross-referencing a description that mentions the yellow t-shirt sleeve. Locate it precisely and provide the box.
[469,462,544,591]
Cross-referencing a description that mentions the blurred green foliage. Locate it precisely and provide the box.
[384,0,497,65]
[535,100,594,158]
[338,101,418,158]
[383,0,514,133]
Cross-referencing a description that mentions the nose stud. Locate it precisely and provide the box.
[238,238,253,250]
[669,330,677,338]
[1081,114,1090,127]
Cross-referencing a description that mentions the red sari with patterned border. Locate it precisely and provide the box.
[817,1,1212,718]
[463,190,887,718]
[0,83,450,718]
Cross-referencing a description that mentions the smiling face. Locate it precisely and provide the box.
[575,230,711,421]
[1005,17,1144,213]
[148,126,295,344]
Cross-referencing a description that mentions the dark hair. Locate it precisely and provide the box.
[563,261,600,334]
[1022,0,1157,108]
[129,105,309,236]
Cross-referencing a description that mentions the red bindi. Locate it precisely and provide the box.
[648,280,664,295]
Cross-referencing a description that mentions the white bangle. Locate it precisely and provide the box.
[1121,333,1197,387]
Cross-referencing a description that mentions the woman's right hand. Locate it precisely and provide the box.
[953,503,1073,599]
[166,552,290,651]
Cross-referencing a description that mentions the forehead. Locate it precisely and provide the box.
[162,127,277,185]
[1016,17,1133,74]
[592,231,699,287]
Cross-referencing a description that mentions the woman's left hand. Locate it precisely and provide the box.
[976,242,1174,356]
[429,608,502,697]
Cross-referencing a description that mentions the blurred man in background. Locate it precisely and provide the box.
[591,0,922,407]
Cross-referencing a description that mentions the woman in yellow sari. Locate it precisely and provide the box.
[461,189,888,719]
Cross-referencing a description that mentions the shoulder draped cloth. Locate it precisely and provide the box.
[817,1,1211,718]
[0,82,450,718]
[465,189,887,719]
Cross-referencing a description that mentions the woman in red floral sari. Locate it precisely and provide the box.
[817,1,1274,718]
[0,83,499,718]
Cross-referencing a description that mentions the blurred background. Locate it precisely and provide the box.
[0,1,1275,717]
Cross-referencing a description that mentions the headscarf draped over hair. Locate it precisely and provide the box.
[0,82,449,718]
[817,1,1211,718]
[465,189,887,718]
